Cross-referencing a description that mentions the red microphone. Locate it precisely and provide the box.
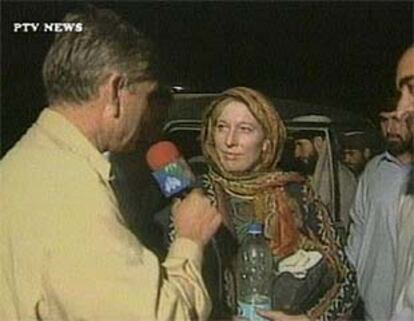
[146,141,196,198]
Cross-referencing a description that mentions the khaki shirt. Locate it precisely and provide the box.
[0,109,210,321]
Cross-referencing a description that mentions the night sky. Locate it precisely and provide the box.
[2,1,413,155]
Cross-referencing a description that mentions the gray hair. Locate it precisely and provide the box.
[42,6,157,105]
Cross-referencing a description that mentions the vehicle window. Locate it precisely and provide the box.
[165,128,202,161]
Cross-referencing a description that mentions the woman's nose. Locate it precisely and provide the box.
[225,129,237,147]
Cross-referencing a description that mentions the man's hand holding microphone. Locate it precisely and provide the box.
[172,189,222,246]
[146,141,222,246]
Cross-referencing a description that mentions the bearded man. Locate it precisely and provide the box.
[346,66,413,320]
[391,44,414,321]
[292,122,357,235]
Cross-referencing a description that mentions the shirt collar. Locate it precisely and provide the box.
[379,151,412,169]
[36,108,113,182]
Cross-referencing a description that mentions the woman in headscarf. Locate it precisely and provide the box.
[200,87,358,321]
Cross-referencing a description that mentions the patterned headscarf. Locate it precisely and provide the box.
[201,87,304,257]
[201,86,286,180]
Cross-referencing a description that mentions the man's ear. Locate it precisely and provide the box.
[313,136,325,153]
[363,148,372,160]
[102,73,125,119]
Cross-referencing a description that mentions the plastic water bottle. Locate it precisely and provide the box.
[237,223,273,321]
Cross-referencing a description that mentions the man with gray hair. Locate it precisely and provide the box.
[0,7,221,321]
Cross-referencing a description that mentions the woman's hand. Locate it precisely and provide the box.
[256,310,311,321]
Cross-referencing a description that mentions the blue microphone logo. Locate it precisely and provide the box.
[152,158,194,197]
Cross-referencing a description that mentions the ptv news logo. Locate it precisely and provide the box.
[13,22,83,33]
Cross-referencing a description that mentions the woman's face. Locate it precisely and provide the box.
[213,101,266,173]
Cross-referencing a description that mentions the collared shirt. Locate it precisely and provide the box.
[0,108,210,321]
[391,194,414,321]
[346,152,411,321]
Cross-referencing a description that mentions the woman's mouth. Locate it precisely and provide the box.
[222,152,241,160]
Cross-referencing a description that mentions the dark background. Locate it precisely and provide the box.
[2,1,413,156]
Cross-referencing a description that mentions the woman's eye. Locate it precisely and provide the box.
[240,126,253,133]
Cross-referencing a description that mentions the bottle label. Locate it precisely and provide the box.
[237,295,271,321]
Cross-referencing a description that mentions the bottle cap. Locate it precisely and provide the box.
[248,223,263,234]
